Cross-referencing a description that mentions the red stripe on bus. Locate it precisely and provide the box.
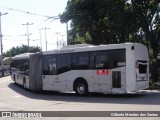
[96,70,109,75]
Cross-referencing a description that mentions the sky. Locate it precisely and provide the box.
[0,0,69,52]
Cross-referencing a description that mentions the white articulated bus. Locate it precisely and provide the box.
[11,43,149,95]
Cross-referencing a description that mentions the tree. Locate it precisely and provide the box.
[60,0,160,46]
[131,0,160,51]
[131,0,160,81]
[4,45,42,57]
[60,0,134,45]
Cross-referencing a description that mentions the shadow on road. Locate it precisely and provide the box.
[8,83,160,105]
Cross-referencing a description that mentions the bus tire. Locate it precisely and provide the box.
[23,78,27,89]
[74,80,88,96]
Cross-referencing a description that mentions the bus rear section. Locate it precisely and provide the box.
[126,43,149,93]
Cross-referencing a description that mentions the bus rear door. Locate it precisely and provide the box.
[110,68,126,93]
[109,49,126,93]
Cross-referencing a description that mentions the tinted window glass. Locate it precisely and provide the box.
[139,64,147,73]
[137,61,147,74]
[11,59,29,71]
[71,52,89,69]
[109,49,126,69]
[43,55,57,75]
[112,71,121,88]
[57,53,71,74]
[21,60,29,71]
[90,51,109,69]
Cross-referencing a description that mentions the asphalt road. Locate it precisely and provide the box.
[0,76,160,120]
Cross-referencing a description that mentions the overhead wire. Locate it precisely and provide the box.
[0,6,52,18]
[0,6,66,50]
[0,5,59,34]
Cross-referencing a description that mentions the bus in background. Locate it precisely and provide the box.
[11,43,149,95]
[0,56,11,77]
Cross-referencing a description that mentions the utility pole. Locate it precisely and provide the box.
[54,32,60,49]
[45,17,69,46]
[61,35,66,47]
[66,22,69,45]
[39,28,42,49]
[61,35,66,41]
[22,22,33,52]
[0,12,8,76]
[41,27,50,51]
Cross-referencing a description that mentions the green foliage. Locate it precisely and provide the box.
[70,31,92,44]
[131,0,160,81]
[131,0,160,52]
[60,0,134,44]
[3,45,42,57]
[60,0,160,46]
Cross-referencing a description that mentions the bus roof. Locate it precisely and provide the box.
[12,53,34,60]
[43,42,144,55]
[61,44,95,49]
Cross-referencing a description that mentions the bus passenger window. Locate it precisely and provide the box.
[71,52,89,70]
[57,53,71,74]
[109,49,126,69]
[43,55,57,75]
[90,51,109,69]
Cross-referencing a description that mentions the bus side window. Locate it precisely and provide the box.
[43,55,57,75]
[57,53,71,74]
[109,49,126,69]
[90,51,109,69]
[71,52,89,70]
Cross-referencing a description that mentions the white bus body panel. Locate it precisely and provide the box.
[134,44,149,91]
[126,43,149,92]
[42,70,111,93]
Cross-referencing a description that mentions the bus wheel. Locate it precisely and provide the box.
[75,81,88,96]
[23,78,27,89]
